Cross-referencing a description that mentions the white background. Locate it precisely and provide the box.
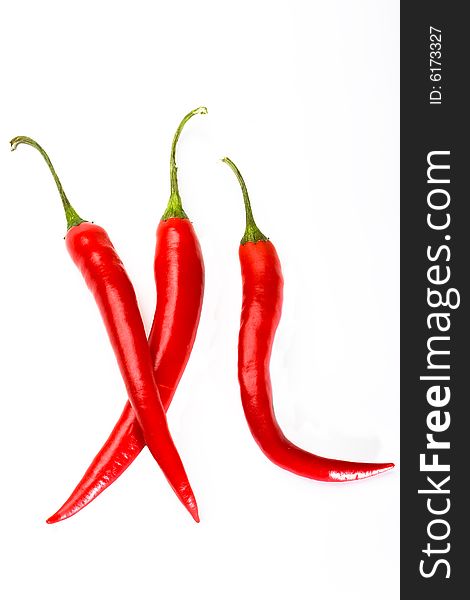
[0,1,399,598]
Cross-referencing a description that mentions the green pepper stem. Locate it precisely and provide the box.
[221,157,268,244]
[10,136,86,231]
[162,106,208,220]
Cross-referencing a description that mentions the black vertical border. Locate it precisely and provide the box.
[401,2,467,596]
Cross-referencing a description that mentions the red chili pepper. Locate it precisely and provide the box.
[11,136,199,521]
[222,156,394,482]
[44,108,206,523]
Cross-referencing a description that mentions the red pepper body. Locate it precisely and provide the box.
[63,222,199,519]
[48,218,204,522]
[239,240,394,481]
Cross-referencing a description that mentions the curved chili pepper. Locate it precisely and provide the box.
[11,136,199,522]
[45,108,206,523]
[222,156,394,482]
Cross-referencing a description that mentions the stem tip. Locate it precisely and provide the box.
[221,156,268,245]
[10,136,86,231]
[163,106,208,220]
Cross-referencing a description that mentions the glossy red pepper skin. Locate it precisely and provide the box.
[67,222,199,519]
[223,156,394,482]
[48,218,204,522]
[239,240,394,481]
